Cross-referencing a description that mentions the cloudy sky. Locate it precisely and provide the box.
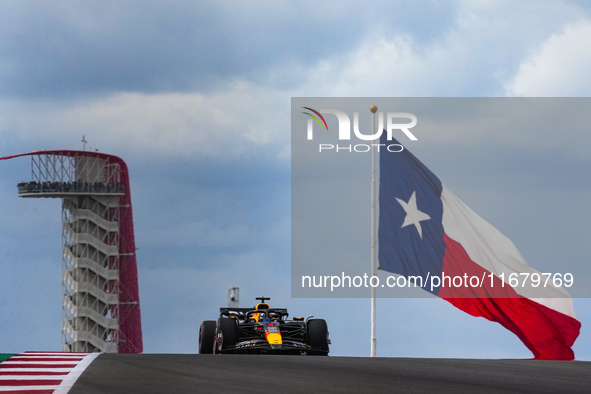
[1,0,590,360]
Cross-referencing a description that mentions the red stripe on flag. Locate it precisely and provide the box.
[0,391,55,394]
[439,234,581,360]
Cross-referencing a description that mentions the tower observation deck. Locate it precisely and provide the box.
[1,151,143,353]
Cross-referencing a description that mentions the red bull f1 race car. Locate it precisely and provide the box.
[199,297,330,355]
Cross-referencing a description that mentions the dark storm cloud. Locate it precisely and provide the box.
[129,155,290,268]
[0,0,457,99]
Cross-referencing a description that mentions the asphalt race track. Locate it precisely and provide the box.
[69,354,591,393]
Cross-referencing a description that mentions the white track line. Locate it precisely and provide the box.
[54,352,100,394]
[0,352,100,393]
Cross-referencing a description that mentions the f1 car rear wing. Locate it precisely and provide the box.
[220,307,288,314]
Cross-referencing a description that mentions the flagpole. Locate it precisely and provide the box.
[370,105,378,357]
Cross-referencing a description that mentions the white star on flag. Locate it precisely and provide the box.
[395,191,431,238]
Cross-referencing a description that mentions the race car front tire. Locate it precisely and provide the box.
[199,320,216,354]
[215,318,238,353]
[306,319,329,355]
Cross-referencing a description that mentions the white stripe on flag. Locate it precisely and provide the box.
[440,184,577,318]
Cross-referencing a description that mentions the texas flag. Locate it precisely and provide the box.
[378,136,581,360]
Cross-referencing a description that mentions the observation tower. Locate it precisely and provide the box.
[1,150,143,353]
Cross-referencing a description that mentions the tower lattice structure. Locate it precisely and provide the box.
[2,151,143,353]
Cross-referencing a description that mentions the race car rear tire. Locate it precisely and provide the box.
[199,320,216,354]
[215,318,238,353]
[306,319,329,355]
